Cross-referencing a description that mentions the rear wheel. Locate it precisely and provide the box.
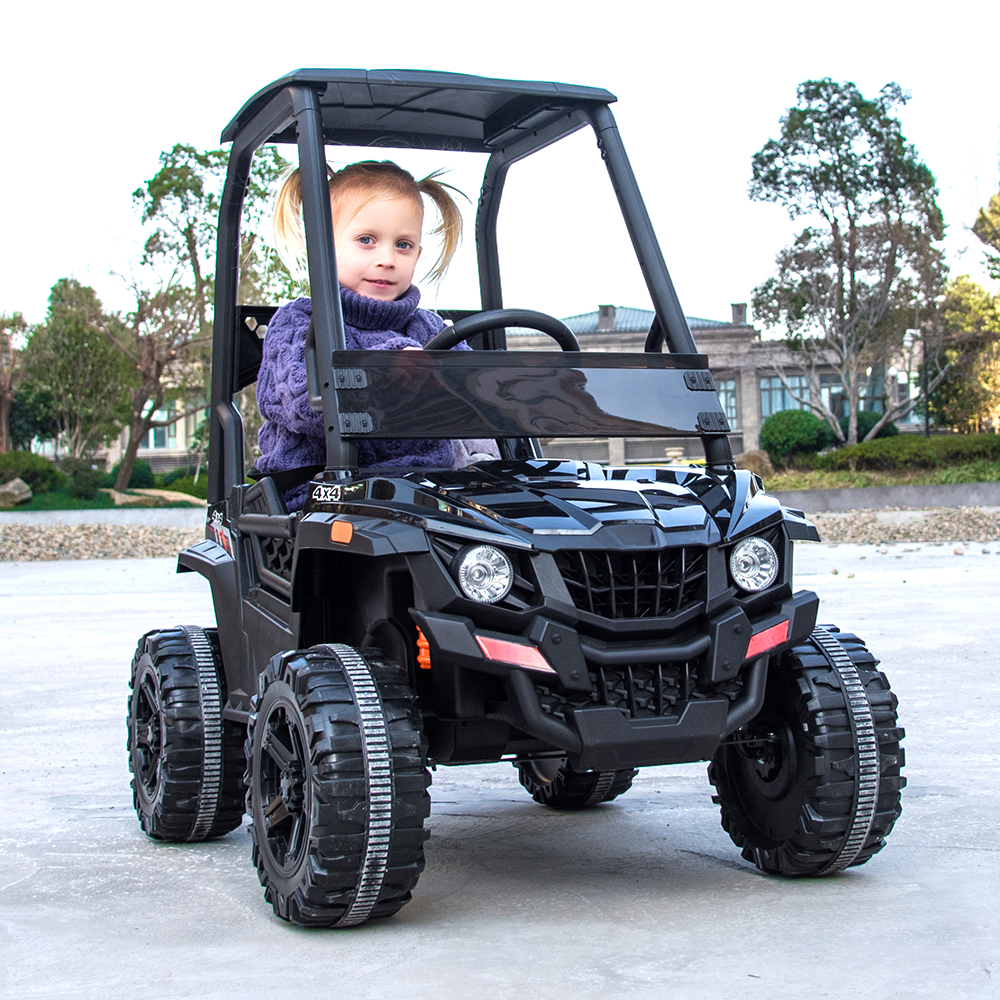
[517,758,637,809]
[127,627,245,842]
[709,627,905,876]
[246,644,430,927]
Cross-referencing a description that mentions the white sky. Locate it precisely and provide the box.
[2,0,997,329]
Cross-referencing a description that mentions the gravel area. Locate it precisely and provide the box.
[0,524,204,561]
[811,506,1000,544]
[2,505,999,561]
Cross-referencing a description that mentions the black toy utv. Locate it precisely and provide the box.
[127,69,904,928]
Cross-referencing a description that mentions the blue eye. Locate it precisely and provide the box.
[396,241,414,251]
[357,235,375,245]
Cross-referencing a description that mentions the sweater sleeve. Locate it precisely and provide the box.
[256,299,324,437]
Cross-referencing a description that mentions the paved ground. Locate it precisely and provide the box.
[0,544,997,999]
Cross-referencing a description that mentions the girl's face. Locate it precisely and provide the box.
[333,194,423,301]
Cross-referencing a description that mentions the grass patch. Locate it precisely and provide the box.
[16,488,116,511]
[765,461,1000,492]
[10,484,202,511]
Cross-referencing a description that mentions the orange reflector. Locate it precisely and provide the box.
[745,619,790,659]
[416,628,432,670]
[330,520,353,544]
[475,635,555,673]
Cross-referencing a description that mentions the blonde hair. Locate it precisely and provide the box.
[272,159,465,283]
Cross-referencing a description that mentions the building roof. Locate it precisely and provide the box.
[508,305,733,337]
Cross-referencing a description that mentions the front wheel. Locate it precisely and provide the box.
[246,645,430,927]
[709,627,905,876]
[516,758,637,809]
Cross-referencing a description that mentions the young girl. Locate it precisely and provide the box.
[255,160,498,510]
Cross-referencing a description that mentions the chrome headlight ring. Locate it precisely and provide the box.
[729,536,779,592]
[455,544,514,604]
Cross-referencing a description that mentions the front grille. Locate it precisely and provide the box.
[537,661,743,722]
[536,661,701,721]
[554,547,707,619]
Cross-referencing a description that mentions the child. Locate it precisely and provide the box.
[255,160,498,510]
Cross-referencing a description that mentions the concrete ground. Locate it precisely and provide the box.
[0,543,997,1000]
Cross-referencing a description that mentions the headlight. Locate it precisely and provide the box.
[456,544,514,603]
[729,536,779,592]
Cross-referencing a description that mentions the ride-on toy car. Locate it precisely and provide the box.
[127,69,905,928]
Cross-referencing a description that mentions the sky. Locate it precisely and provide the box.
[2,0,997,330]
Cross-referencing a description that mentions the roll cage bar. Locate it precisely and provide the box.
[209,69,732,504]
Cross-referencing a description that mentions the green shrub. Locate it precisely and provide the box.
[816,433,1000,472]
[59,457,102,500]
[0,451,62,494]
[167,474,207,500]
[161,465,195,487]
[108,458,155,489]
[839,411,899,441]
[760,409,836,465]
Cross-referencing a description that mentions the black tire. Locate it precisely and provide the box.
[246,644,430,927]
[128,627,246,842]
[517,757,637,809]
[709,627,905,876]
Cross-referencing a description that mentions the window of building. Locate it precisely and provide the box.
[716,378,738,428]
[819,374,845,419]
[895,371,923,424]
[144,404,177,450]
[760,375,809,418]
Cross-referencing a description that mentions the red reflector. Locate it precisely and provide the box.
[745,620,790,659]
[475,635,555,673]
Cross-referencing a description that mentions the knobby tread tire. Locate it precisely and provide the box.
[127,627,245,842]
[518,761,638,809]
[708,627,905,876]
[246,645,430,928]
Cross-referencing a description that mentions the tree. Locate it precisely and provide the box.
[109,283,208,490]
[925,275,1000,432]
[20,280,133,458]
[112,144,298,489]
[9,386,58,451]
[972,191,1000,281]
[0,312,27,452]
[750,79,949,445]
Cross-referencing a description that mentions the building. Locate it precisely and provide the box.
[509,303,919,464]
[101,402,206,474]
[510,302,769,461]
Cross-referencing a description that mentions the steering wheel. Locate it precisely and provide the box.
[424,309,580,352]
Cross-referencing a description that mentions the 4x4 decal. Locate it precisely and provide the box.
[312,483,342,503]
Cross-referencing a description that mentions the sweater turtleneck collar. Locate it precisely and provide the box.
[340,284,421,331]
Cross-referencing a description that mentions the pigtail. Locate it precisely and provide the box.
[271,167,306,272]
[272,164,337,274]
[417,170,466,282]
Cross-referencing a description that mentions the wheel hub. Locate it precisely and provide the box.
[279,764,304,812]
[738,732,782,781]
[138,718,160,754]
[731,721,796,799]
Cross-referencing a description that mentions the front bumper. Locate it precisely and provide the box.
[411,589,819,768]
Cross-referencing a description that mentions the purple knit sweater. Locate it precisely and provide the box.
[256,285,460,509]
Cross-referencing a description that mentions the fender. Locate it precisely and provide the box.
[177,539,241,680]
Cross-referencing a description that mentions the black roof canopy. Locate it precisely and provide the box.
[221,68,617,152]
